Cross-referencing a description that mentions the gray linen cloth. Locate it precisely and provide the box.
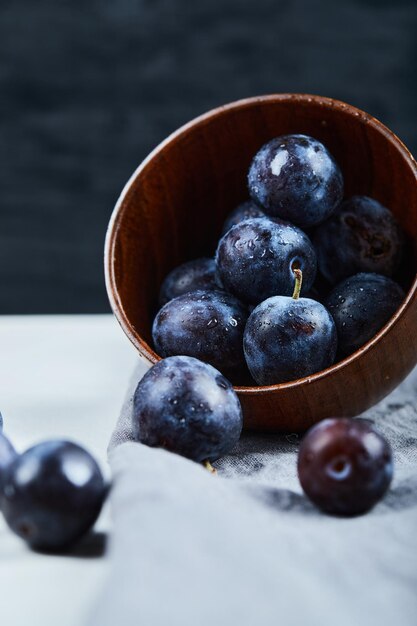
[89,361,417,626]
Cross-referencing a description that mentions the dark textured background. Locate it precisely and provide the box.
[0,0,416,313]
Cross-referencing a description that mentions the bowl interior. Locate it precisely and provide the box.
[106,95,417,378]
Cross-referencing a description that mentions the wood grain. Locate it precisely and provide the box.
[105,94,417,432]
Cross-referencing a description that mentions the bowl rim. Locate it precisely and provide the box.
[105,93,417,395]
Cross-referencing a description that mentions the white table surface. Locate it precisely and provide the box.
[0,315,145,626]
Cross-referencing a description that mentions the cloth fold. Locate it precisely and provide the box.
[89,362,417,626]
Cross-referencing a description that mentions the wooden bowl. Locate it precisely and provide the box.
[105,94,417,432]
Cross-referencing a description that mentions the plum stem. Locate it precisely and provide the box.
[203,460,217,474]
[292,268,303,300]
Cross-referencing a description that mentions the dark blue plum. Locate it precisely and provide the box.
[325,272,405,358]
[243,271,337,385]
[248,134,343,228]
[215,217,317,305]
[153,289,248,378]
[298,418,393,516]
[0,433,18,492]
[313,195,404,285]
[221,200,265,235]
[133,356,243,462]
[1,441,106,551]
[159,258,219,306]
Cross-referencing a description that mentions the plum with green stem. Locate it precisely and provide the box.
[244,269,337,385]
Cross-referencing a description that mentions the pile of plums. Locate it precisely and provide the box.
[153,134,406,386]
[131,133,403,515]
[0,135,403,556]
[0,413,106,551]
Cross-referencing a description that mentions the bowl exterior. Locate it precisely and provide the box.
[105,94,417,431]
